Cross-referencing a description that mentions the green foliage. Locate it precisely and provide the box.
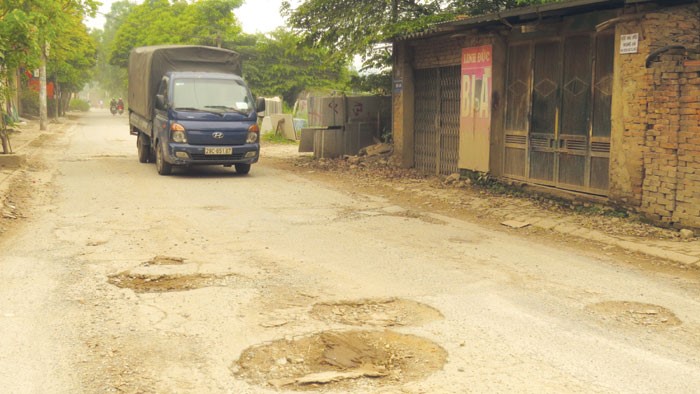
[0,0,98,119]
[109,0,243,68]
[20,89,39,116]
[242,29,351,107]
[0,4,40,72]
[98,0,244,97]
[283,0,565,70]
[349,71,392,96]
[92,1,134,98]
[282,0,443,63]
[68,98,91,112]
[48,13,98,94]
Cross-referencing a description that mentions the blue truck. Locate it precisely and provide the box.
[128,45,264,175]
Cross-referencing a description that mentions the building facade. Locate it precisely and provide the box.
[392,0,700,229]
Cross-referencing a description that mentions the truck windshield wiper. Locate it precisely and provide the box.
[174,107,224,116]
[204,105,250,115]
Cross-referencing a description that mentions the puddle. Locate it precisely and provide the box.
[586,301,682,328]
[310,298,443,327]
[108,272,245,293]
[233,329,447,391]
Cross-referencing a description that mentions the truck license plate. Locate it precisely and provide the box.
[204,147,232,155]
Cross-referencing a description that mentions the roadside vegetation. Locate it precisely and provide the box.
[1,0,97,132]
[1,0,563,131]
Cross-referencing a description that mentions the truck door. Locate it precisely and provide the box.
[154,76,170,141]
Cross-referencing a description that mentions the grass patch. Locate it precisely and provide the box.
[261,132,298,144]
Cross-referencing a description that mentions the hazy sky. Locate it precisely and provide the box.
[85,0,289,33]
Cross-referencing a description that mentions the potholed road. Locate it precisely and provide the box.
[1,109,700,393]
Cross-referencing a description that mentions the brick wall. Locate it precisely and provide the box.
[673,61,700,227]
[611,3,700,228]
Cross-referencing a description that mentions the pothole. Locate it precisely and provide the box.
[141,255,186,266]
[586,301,682,328]
[107,272,245,293]
[233,329,447,391]
[310,298,443,327]
[344,208,447,225]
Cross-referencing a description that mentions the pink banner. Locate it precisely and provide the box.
[459,45,492,171]
[460,45,492,121]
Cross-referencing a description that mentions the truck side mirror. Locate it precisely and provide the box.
[255,97,265,113]
[156,94,166,110]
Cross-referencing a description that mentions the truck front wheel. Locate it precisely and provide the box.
[137,133,151,163]
[235,163,251,175]
[155,141,173,175]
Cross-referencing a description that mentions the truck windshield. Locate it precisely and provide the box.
[172,78,253,114]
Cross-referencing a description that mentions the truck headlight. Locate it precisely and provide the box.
[171,123,187,143]
[246,123,259,144]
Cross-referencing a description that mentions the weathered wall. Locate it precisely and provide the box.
[392,42,415,168]
[611,3,700,228]
[393,32,505,173]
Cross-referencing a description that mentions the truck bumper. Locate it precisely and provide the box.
[164,143,260,166]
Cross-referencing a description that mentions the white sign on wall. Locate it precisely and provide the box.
[620,33,639,54]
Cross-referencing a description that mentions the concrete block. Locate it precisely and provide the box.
[261,97,283,117]
[344,122,377,156]
[265,114,297,140]
[313,129,344,159]
[299,128,320,153]
[261,116,274,134]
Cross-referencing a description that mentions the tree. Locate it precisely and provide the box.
[282,0,446,69]
[0,0,96,129]
[179,0,243,48]
[109,0,243,68]
[242,29,350,107]
[47,12,97,116]
[1,1,41,129]
[282,0,565,71]
[93,0,135,98]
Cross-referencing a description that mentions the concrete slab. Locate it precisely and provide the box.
[265,114,297,140]
[299,128,320,153]
[313,129,344,159]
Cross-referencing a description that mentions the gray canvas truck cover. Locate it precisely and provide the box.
[128,45,242,119]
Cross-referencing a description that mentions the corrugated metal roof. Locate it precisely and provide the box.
[393,0,692,41]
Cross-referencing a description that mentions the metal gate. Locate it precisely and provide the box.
[414,66,460,175]
[503,33,613,195]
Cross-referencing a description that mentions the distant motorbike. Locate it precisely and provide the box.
[117,103,124,115]
[110,104,117,115]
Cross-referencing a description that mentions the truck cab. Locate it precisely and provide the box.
[150,72,263,175]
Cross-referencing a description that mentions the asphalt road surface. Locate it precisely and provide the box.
[1,109,700,393]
